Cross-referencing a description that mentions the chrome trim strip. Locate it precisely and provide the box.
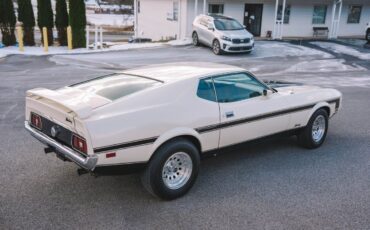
[25,121,98,171]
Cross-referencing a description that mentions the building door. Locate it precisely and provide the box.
[244,4,263,36]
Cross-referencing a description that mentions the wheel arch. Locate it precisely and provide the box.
[212,38,220,45]
[149,128,202,161]
[306,102,331,123]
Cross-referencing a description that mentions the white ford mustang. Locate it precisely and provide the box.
[25,63,342,200]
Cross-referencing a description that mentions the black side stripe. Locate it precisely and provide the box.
[196,104,314,133]
[94,136,158,153]
[196,98,340,134]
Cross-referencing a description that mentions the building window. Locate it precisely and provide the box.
[208,4,224,14]
[312,5,327,24]
[347,5,362,24]
[277,5,291,24]
[173,1,179,21]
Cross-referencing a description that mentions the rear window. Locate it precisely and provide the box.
[71,73,162,100]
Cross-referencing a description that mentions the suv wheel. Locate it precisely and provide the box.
[141,138,200,200]
[366,30,370,42]
[192,32,200,46]
[212,40,222,55]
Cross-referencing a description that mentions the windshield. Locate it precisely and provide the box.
[214,18,244,31]
[70,73,162,100]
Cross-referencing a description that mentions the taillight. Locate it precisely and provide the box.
[30,113,42,130]
[72,134,87,154]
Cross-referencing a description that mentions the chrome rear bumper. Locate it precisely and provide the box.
[24,121,98,171]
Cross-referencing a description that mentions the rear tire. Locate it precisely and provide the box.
[141,138,200,200]
[192,32,200,46]
[366,30,370,42]
[297,109,329,149]
[212,39,222,55]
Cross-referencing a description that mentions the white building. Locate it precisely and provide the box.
[134,0,370,41]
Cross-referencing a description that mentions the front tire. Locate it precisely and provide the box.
[366,30,370,42]
[212,39,222,55]
[297,109,329,149]
[141,138,200,200]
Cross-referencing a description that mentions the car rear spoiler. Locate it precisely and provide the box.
[26,88,108,119]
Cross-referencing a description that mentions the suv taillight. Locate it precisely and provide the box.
[30,113,42,130]
[72,134,87,154]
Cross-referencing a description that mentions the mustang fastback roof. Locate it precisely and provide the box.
[122,62,244,83]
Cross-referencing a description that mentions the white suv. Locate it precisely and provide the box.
[192,14,254,55]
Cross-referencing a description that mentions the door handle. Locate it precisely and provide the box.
[225,111,234,118]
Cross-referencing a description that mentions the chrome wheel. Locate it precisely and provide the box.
[312,115,326,142]
[162,152,193,190]
[213,40,220,54]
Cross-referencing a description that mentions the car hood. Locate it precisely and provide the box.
[264,80,323,95]
[219,29,253,38]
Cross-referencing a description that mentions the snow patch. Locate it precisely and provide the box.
[286,59,366,73]
[311,41,370,60]
[256,42,333,58]
[167,38,193,46]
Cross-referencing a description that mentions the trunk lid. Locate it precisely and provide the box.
[26,87,111,131]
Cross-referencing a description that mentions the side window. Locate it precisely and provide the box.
[213,73,268,103]
[209,4,224,14]
[312,5,327,24]
[197,78,217,102]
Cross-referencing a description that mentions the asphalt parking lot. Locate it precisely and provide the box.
[1,40,370,229]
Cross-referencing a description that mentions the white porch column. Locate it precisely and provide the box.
[336,0,343,38]
[134,0,138,38]
[280,0,286,39]
[273,0,279,39]
[195,0,198,17]
[329,1,337,38]
[203,0,206,14]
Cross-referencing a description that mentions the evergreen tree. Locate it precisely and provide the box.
[37,0,54,46]
[0,0,17,46]
[69,0,86,48]
[18,0,36,46]
[55,0,69,46]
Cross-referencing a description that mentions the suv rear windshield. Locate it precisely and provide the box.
[70,73,162,100]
